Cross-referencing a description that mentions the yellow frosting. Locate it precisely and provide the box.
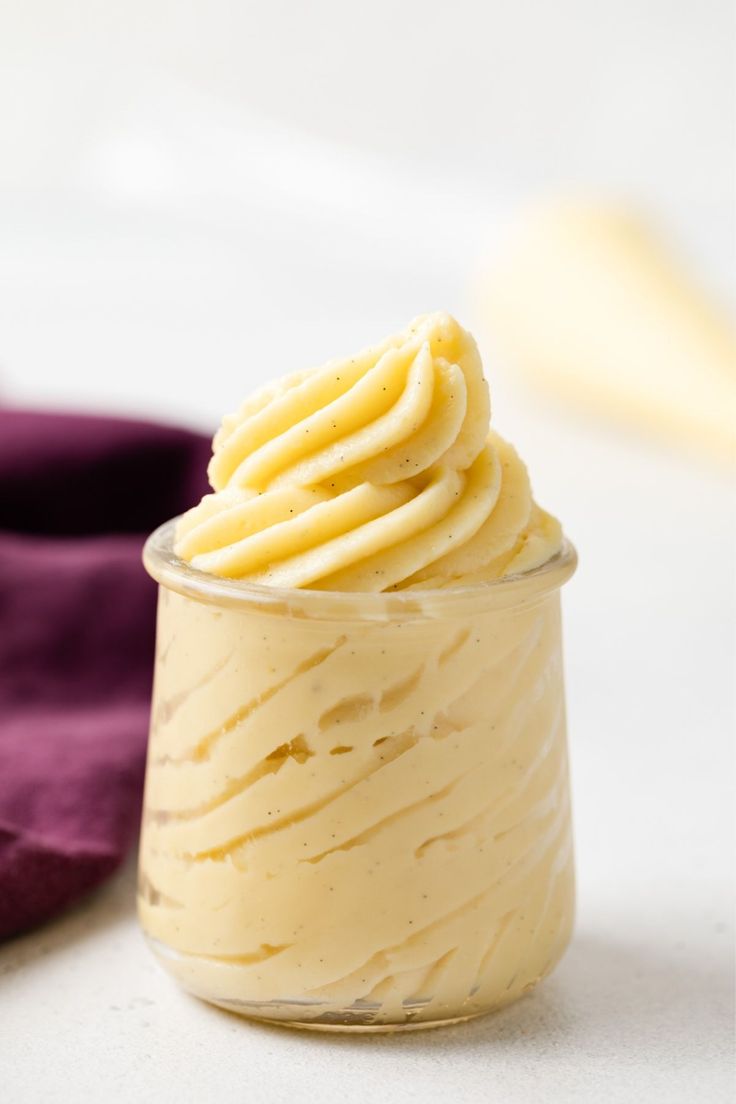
[141,313,574,1027]
[175,313,562,589]
[139,562,575,1024]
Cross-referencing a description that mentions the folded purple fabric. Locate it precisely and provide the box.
[0,409,210,940]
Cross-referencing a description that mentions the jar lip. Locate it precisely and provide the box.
[143,518,577,620]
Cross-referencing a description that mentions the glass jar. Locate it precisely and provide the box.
[139,519,577,1031]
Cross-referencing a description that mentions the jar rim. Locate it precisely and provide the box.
[143,518,577,621]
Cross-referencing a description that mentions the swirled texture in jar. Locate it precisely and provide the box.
[175,313,562,590]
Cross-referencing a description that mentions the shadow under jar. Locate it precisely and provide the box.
[139,520,577,1031]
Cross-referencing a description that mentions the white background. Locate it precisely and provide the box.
[0,3,734,1101]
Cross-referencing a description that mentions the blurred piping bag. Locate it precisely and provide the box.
[479,203,736,464]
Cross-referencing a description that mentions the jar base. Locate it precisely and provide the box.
[144,932,562,1033]
[206,1001,502,1032]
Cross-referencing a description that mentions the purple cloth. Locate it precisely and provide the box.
[0,409,210,940]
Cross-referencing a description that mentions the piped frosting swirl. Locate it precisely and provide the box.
[175,313,562,590]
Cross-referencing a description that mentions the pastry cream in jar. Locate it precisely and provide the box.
[139,313,576,1029]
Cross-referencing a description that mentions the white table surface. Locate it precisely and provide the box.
[0,204,734,1103]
